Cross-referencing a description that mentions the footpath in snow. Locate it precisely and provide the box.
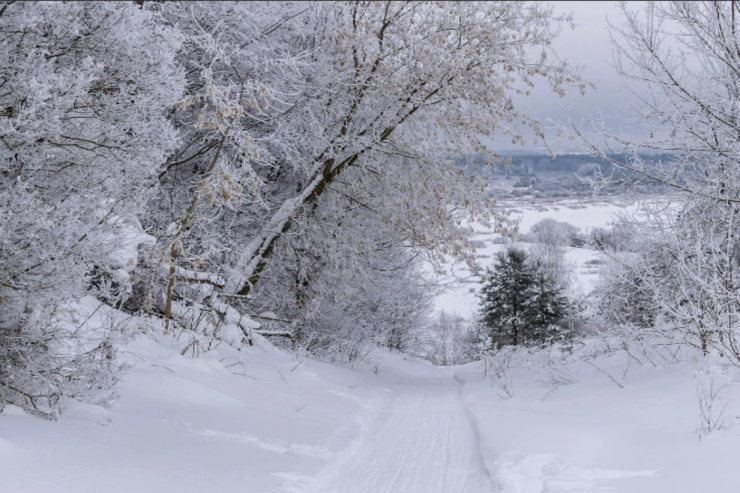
[300,370,494,493]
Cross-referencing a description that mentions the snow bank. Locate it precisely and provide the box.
[456,350,740,493]
[0,326,387,493]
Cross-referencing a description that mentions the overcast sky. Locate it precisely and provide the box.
[482,1,648,153]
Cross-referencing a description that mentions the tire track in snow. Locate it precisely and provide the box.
[454,373,497,492]
[298,375,496,493]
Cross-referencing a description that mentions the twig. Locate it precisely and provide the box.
[583,360,624,389]
[150,364,175,373]
[121,351,146,363]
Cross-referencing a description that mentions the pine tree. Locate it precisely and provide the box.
[479,248,535,347]
[525,268,569,344]
[479,247,568,348]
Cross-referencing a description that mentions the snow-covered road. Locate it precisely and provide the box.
[309,375,494,493]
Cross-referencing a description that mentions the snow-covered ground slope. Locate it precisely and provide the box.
[2,300,738,493]
[0,307,379,493]
[2,335,736,493]
[298,361,494,493]
[457,351,740,493]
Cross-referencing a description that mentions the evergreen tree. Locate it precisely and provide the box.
[479,248,535,347]
[525,268,569,343]
[479,247,568,348]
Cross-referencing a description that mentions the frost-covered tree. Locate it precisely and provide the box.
[248,173,436,361]
[139,1,583,349]
[590,222,637,253]
[215,0,585,297]
[526,218,578,291]
[0,2,184,417]
[422,311,479,366]
[577,2,740,364]
[593,257,658,332]
[595,201,740,356]
[0,0,585,417]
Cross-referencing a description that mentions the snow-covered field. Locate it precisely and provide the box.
[3,198,739,493]
[436,198,648,316]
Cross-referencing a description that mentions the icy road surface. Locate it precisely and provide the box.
[310,376,494,493]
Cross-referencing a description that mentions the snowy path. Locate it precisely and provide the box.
[0,339,681,493]
[308,375,494,493]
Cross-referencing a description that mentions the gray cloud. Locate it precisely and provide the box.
[482,1,649,153]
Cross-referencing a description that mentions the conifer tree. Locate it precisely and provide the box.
[479,248,534,347]
[526,268,569,343]
[479,247,568,348]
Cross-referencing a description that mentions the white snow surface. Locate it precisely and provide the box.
[2,302,739,493]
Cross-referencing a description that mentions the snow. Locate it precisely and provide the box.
[499,198,643,233]
[456,352,740,493]
[297,370,494,493]
[3,315,740,493]
[0,333,375,493]
[3,197,739,492]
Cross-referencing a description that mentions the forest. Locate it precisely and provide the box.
[0,0,589,418]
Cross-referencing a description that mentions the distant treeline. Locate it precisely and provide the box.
[454,153,677,198]
[457,153,677,177]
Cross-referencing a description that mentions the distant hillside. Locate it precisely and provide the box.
[457,153,676,199]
